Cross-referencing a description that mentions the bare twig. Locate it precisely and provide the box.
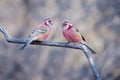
[0,25,102,80]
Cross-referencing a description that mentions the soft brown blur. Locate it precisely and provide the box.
[0,0,120,80]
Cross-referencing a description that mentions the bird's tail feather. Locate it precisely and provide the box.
[19,38,34,50]
[81,42,96,54]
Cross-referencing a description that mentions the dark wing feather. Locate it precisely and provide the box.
[74,27,86,41]
[81,35,86,41]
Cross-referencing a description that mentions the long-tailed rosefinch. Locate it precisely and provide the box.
[62,20,96,54]
[19,18,52,50]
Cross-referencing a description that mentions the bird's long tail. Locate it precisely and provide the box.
[82,42,96,54]
[19,38,34,50]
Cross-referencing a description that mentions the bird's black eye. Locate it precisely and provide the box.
[63,23,67,26]
[48,20,51,22]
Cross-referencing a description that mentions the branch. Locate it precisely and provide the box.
[0,25,102,80]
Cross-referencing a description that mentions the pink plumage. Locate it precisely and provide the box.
[19,18,52,50]
[62,20,96,54]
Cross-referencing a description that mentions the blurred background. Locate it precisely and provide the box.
[0,0,120,80]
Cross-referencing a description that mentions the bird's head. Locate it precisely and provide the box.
[44,18,53,27]
[62,20,73,31]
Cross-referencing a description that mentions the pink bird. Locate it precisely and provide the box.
[62,20,96,54]
[19,18,53,50]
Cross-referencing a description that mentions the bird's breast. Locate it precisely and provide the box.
[63,30,82,43]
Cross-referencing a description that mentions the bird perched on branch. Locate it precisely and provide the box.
[62,20,96,54]
[19,18,53,50]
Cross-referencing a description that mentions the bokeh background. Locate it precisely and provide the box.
[0,0,120,80]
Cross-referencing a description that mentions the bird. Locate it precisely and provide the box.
[19,18,53,50]
[62,20,96,54]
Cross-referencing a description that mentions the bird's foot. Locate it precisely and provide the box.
[67,42,70,44]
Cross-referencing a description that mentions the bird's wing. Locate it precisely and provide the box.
[19,26,49,50]
[73,27,86,41]
[29,26,49,38]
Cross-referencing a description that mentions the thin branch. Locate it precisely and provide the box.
[0,25,102,80]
